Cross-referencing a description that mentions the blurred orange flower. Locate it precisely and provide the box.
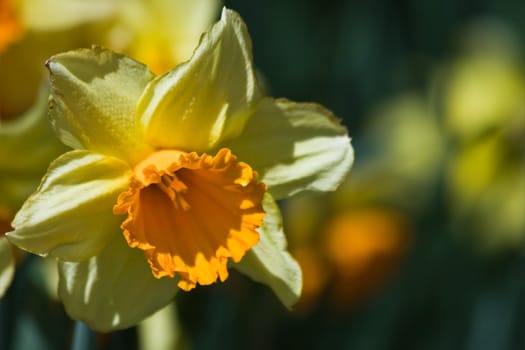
[323,209,410,308]
[0,0,24,55]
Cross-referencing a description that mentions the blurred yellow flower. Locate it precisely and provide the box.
[445,24,525,141]
[102,0,220,74]
[334,93,444,211]
[7,9,353,331]
[13,0,219,75]
[444,22,525,252]
[2,0,220,119]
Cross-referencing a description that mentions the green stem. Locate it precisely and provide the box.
[72,321,96,350]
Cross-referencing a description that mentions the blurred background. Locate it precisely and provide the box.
[1,0,524,349]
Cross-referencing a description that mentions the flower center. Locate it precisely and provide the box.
[0,0,24,55]
[113,148,266,291]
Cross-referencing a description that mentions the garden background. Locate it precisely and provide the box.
[1,0,524,349]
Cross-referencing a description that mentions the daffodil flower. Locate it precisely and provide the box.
[1,0,220,301]
[7,9,353,331]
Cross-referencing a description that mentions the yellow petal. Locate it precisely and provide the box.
[223,98,353,199]
[113,148,266,290]
[138,8,262,153]
[7,150,131,261]
[47,47,155,164]
[58,234,178,332]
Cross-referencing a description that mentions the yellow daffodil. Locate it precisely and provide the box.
[1,0,220,204]
[7,9,353,331]
[1,0,219,299]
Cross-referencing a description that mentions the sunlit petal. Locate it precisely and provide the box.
[7,150,131,261]
[224,98,353,199]
[58,234,178,332]
[138,8,261,152]
[47,47,155,163]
